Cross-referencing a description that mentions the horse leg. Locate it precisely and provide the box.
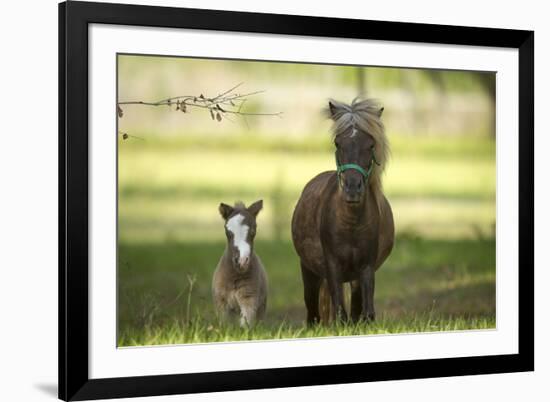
[239,307,257,328]
[360,265,376,322]
[350,280,363,322]
[325,260,348,322]
[238,296,258,328]
[212,290,229,324]
[301,263,322,325]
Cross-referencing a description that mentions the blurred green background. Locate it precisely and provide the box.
[117,54,496,345]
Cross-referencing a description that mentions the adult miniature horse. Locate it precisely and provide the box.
[291,98,394,324]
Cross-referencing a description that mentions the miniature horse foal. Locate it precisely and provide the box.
[212,200,267,327]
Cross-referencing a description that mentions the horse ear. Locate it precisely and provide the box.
[377,107,384,117]
[248,200,263,217]
[219,203,234,220]
[328,101,337,119]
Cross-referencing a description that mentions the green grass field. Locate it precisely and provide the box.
[117,133,496,346]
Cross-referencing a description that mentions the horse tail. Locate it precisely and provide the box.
[319,280,350,324]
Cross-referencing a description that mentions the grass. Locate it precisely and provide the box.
[118,236,496,346]
[119,130,496,159]
[119,315,496,346]
[118,134,495,242]
[117,133,496,346]
[118,134,495,201]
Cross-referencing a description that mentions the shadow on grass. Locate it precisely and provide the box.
[118,235,495,344]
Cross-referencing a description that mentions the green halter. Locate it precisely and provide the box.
[335,146,380,185]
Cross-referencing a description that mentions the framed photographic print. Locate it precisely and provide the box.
[59,1,534,400]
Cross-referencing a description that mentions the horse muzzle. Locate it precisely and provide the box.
[232,255,251,272]
[344,193,362,203]
[342,174,365,203]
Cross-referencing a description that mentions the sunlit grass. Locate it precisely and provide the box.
[118,135,495,201]
[119,130,496,157]
[118,134,495,242]
[118,196,495,242]
[119,314,496,347]
[118,150,495,200]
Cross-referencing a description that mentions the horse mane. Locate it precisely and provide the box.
[233,201,247,210]
[325,98,390,205]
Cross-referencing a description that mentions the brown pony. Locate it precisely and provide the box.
[291,99,394,324]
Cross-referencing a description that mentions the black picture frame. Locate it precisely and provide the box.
[59,1,534,400]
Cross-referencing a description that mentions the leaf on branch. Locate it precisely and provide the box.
[119,131,144,141]
[181,103,187,113]
[216,112,222,122]
[117,105,124,118]
[210,109,215,120]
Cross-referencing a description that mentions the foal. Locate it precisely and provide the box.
[212,200,268,327]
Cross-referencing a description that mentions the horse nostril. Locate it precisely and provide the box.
[344,180,363,194]
[239,256,250,267]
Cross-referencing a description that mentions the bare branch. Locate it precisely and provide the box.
[212,82,244,101]
[116,84,282,141]
[117,84,282,118]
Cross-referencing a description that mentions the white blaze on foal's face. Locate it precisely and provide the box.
[226,214,251,268]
